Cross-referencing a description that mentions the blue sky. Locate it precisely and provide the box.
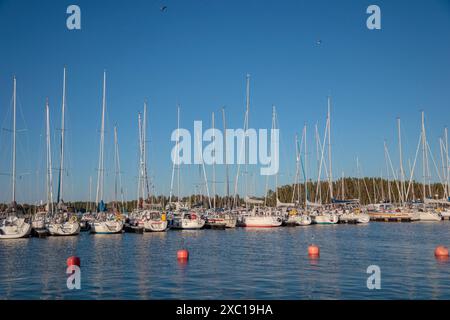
[0,0,450,203]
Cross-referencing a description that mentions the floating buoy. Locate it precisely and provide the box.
[177,249,189,261]
[308,245,320,257]
[66,256,81,267]
[435,246,449,257]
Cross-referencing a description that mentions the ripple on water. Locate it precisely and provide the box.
[1,223,450,299]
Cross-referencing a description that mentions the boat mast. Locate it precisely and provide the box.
[114,125,118,211]
[95,71,106,207]
[314,123,321,204]
[446,127,449,200]
[304,124,308,208]
[46,99,54,215]
[233,74,250,208]
[397,118,406,205]
[212,112,216,209]
[57,67,66,204]
[292,133,300,204]
[88,176,92,212]
[168,106,180,205]
[12,76,16,204]
[143,100,151,202]
[421,111,429,204]
[137,112,143,205]
[327,97,333,201]
[222,107,230,207]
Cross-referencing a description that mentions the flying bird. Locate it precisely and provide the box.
[316,39,322,45]
[160,5,167,12]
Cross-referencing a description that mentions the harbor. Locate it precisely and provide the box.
[0,0,450,303]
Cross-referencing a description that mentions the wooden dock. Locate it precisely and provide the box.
[368,213,412,222]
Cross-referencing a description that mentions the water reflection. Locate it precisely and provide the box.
[1,224,450,299]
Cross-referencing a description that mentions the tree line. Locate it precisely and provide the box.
[1,178,447,214]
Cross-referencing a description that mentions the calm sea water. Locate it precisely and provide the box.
[0,223,449,299]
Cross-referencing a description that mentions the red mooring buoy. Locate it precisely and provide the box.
[435,246,449,258]
[308,245,320,257]
[177,249,189,261]
[66,256,81,267]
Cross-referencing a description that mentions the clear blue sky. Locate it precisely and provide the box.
[0,0,450,203]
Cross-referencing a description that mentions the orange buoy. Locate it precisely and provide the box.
[435,246,449,257]
[66,256,81,267]
[177,249,189,261]
[308,245,320,257]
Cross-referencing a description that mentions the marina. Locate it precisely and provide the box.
[0,0,449,304]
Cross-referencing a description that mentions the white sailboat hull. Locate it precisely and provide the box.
[172,218,205,230]
[143,220,168,232]
[0,218,32,239]
[286,215,312,226]
[312,213,339,224]
[241,215,282,228]
[47,222,80,236]
[357,213,370,224]
[416,211,442,221]
[91,220,124,234]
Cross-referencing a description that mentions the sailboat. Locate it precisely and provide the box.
[138,101,168,232]
[168,106,205,230]
[0,77,32,239]
[32,99,54,235]
[90,71,124,234]
[240,104,282,228]
[47,68,80,236]
[310,98,338,225]
[284,129,312,226]
[415,112,441,221]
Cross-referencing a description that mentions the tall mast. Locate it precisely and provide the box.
[421,111,427,202]
[446,127,449,200]
[327,97,333,200]
[12,76,16,204]
[143,100,150,201]
[212,112,216,209]
[95,71,106,206]
[304,124,308,207]
[315,123,321,204]
[88,176,92,212]
[168,106,180,205]
[57,67,66,204]
[397,118,405,205]
[274,106,278,203]
[46,99,54,214]
[356,157,361,201]
[233,74,250,208]
[222,108,230,206]
[137,112,143,203]
[292,133,299,203]
[114,125,118,210]
[245,74,250,198]
[177,106,180,202]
